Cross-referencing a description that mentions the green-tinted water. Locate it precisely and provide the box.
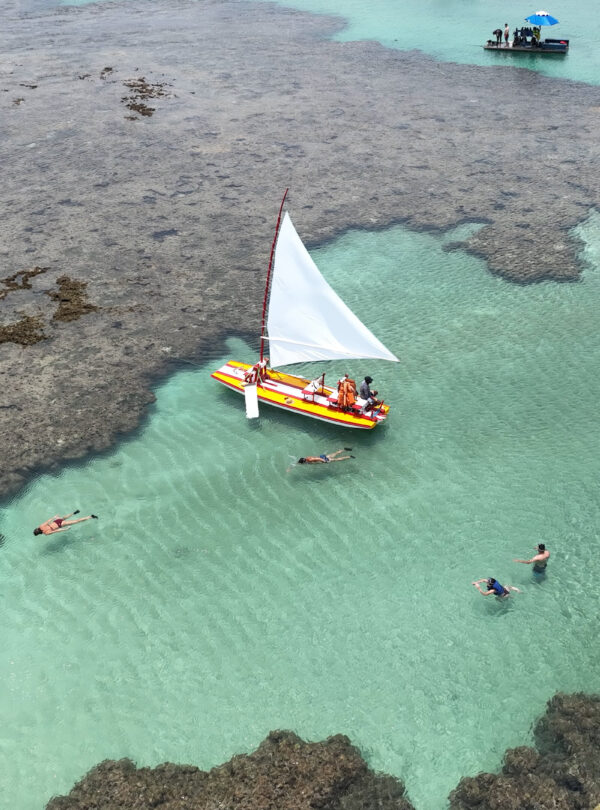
[268,0,599,85]
[2,216,600,809]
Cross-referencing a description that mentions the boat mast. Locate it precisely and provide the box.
[259,188,288,362]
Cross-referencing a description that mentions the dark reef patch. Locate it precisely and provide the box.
[0,314,46,345]
[121,75,171,118]
[0,266,47,300]
[47,275,98,322]
[449,693,600,810]
[45,730,415,810]
[43,694,600,810]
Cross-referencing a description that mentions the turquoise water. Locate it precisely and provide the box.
[2,215,600,809]
[269,0,599,85]
[57,0,600,86]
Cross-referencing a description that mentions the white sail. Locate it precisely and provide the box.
[266,213,399,367]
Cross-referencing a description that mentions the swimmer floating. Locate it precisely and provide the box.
[472,578,522,598]
[33,511,98,536]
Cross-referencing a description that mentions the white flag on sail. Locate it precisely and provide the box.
[266,213,399,368]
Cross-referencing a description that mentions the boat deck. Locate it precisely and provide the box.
[484,38,569,54]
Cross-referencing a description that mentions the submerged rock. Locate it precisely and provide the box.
[45,730,414,810]
[449,693,600,810]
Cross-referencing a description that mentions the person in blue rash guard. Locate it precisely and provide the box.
[472,578,521,598]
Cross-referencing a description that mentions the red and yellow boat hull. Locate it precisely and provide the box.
[211,360,390,429]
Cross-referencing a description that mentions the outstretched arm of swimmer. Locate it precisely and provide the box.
[513,553,543,564]
[472,581,493,595]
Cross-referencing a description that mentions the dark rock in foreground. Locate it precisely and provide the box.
[45,730,414,810]
[449,693,600,810]
[43,694,600,810]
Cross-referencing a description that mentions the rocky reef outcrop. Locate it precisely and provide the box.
[45,693,600,810]
[449,693,600,810]
[45,730,414,810]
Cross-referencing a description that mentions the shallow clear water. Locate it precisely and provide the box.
[2,215,600,810]
[269,0,599,85]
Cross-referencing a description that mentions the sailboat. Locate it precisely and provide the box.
[211,191,399,429]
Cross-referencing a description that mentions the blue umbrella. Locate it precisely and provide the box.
[525,10,559,25]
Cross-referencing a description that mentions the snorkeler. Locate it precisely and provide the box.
[472,578,521,598]
[513,543,550,573]
[33,511,98,536]
[298,448,354,464]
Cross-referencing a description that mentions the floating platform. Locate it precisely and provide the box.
[484,38,569,54]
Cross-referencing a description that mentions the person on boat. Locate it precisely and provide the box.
[337,373,357,411]
[513,543,550,574]
[472,578,521,598]
[504,23,510,44]
[244,357,269,384]
[33,511,98,536]
[493,28,502,46]
[297,448,354,464]
[359,376,381,414]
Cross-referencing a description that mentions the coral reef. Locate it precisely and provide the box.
[0,270,96,345]
[45,730,414,810]
[41,694,600,810]
[47,275,98,322]
[449,693,600,810]
[0,266,47,300]
[0,314,46,345]
[121,75,170,118]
